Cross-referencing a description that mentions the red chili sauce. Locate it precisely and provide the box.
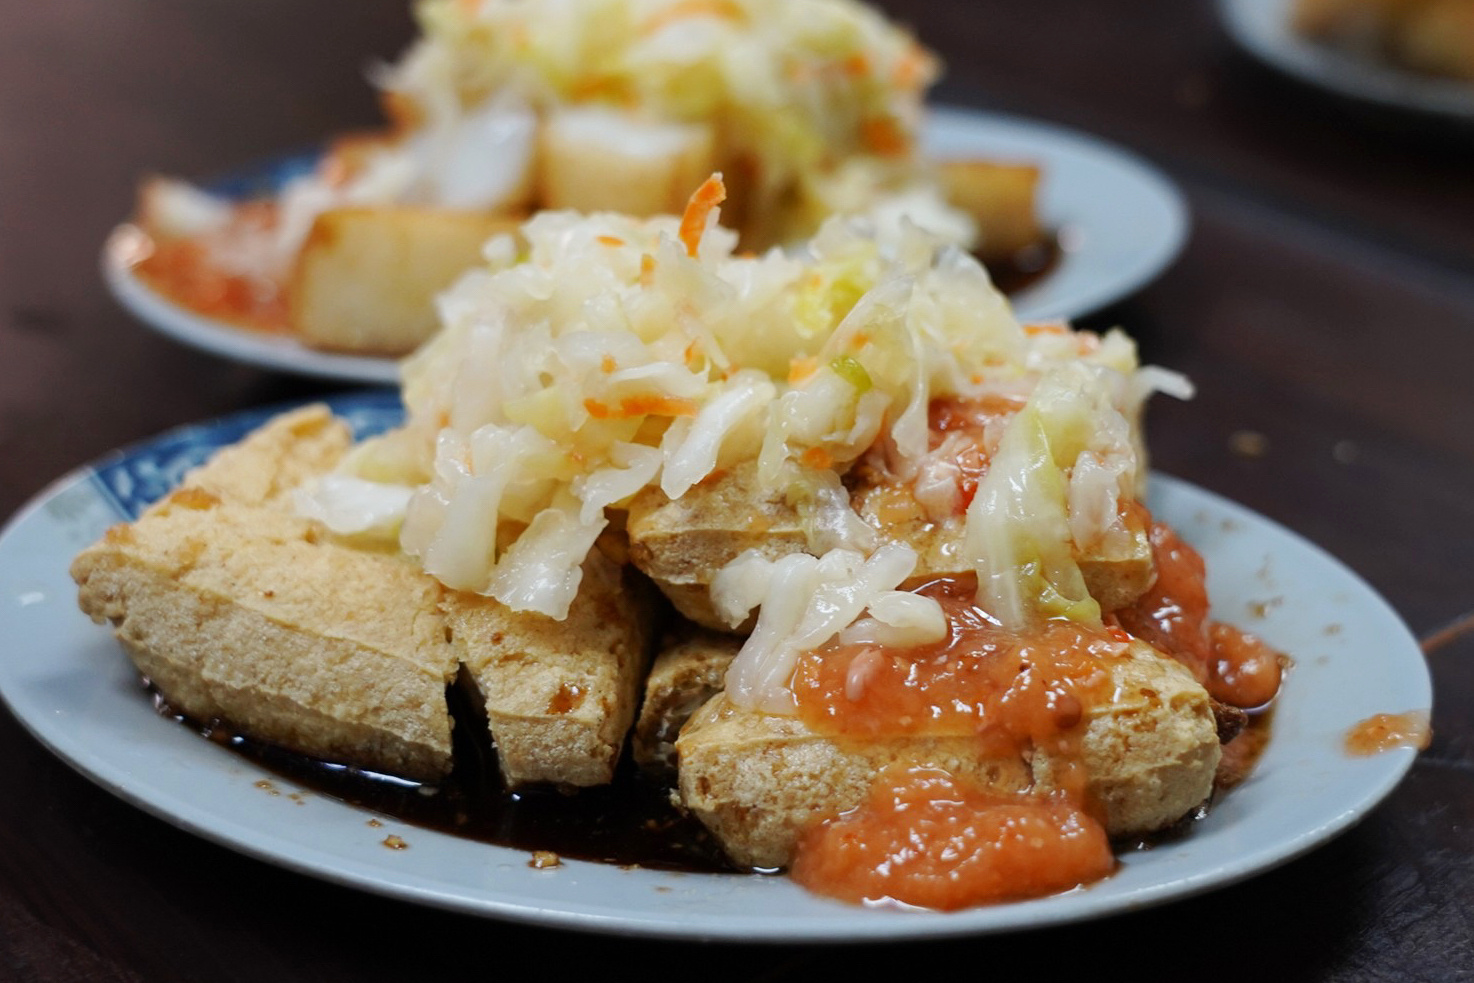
[786,579,1119,909]
[926,394,1025,511]
[791,768,1111,911]
[1112,522,1286,711]
[133,201,289,333]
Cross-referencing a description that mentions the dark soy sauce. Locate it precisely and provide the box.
[166,678,739,873]
[988,236,1061,298]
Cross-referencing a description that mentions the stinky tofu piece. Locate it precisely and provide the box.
[625,462,808,631]
[289,206,518,356]
[632,628,741,776]
[936,159,1044,262]
[72,406,655,788]
[537,107,717,219]
[442,552,655,788]
[71,486,459,782]
[676,641,1220,869]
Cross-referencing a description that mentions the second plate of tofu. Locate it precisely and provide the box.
[102,106,1189,385]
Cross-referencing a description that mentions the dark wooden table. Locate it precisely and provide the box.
[3,1,1471,979]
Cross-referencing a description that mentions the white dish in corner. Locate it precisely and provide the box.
[1219,0,1474,121]
[102,107,1188,384]
[0,394,1429,942]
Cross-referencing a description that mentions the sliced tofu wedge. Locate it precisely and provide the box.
[289,206,519,356]
[632,628,741,776]
[444,552,654,789]
[537,106,717,219]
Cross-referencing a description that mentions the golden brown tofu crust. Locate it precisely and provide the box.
[630,458,1156,632]
[626,462,808,630]
[72,405,652,788]
[676,642,1220,870]
[632,628,741,776]
[445,553,655,789]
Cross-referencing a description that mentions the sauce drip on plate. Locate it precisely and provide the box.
[1345,711,1432,756]
[1114,522,1286,710]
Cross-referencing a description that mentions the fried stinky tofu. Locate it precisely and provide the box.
[676,640,1221,870]
[626,459,1156,633]
[444,555,654,788]
[626,463,807,631]
[632,628,742,776]
[847,476,1156,613]
[72,405,651,787]
[289,206,522,355]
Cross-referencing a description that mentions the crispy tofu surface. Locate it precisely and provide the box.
[936,159,1044,261]
[676,641,1220,869]
[537,108,718,219]
[444,552,654,788]
[632,628,740,776]
[626,462,807,631]
[72,406,652,787]
[288,207,520,356]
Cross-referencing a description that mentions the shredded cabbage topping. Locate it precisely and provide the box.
[139,0,979,284]
[383,0,958,246]
[300,190,1190,716]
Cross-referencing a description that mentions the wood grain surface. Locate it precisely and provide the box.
[2,1,1470,979]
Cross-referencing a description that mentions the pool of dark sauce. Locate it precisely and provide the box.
[154,664,1273,871]
[155,673,738,874]
[986,235,1061,297]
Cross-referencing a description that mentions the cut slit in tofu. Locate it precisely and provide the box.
[70,405,653,788]
[633,627,742,776]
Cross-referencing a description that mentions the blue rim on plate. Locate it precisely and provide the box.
[0,394,1429,941]
[102,106,1189,385]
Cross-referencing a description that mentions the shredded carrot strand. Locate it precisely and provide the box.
[860,117,910,157]
[788,355,820,385]
[570,76,633,103]
[679,174,727,258]
[584,395,699,420]
[891,44,933,89]
[639,253,657,287]
[641,0,745,34]
[801,446,834,470]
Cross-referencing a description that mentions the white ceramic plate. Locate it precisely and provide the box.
[923,107,1188,322]
[102,107,1188,385]
[1219,0,1474,120]
[0,394,1428,942]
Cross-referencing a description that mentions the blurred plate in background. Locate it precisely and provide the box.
[1219,0,1474,120]
[104,107,1189,384]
